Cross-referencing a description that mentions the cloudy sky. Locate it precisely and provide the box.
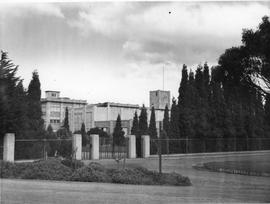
[0,1,269,106]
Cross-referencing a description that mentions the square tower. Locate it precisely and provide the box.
[150,90,170,109]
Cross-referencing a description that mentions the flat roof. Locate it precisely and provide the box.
[45,90,60,93]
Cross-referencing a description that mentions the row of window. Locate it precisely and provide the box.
[50,119,60,124]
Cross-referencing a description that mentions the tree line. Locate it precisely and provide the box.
[159,16,270,153]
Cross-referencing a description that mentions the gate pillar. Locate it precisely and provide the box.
[72,134,82,160]
[90,134,99,160]
[3,133,15,162]
[127,135,136,159]
[141,135,150,158]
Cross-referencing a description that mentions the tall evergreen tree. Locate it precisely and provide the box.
[131,111,139,136]
[12,81,28,138]
[148,106,157,139]
[113,114,125,146]
[178,65,190,139]
[170,97,180,139]
[0,51,20,139]
[178,64,188,106]
[163,104,170,137]
[81,122,87,146]
[63,107,70,132]
[138,105,148,135]
[27,70,44,138]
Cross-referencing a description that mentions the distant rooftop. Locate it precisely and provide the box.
[95,102,140,109]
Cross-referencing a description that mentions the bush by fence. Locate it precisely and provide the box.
[0,159,191,186]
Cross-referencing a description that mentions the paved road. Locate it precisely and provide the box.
[1,151,270,203]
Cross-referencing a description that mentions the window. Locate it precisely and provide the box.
[50,119,60,124]
[52,93,56,97]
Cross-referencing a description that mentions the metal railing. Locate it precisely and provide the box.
[99,137,127,159]
[15,138,72,160]
[150,138,270,155]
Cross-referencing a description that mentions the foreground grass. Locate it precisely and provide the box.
[0,159,191,186]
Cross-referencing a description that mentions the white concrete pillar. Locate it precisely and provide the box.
[3,133,15,162]
[127,135,136,159]
[141,135,150,158]
[90,134,99,160]
[72,134,82,160]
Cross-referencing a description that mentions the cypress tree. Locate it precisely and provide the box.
[63,107,70,132]
[178,65,189,139]
[138,105,148,135]
[113,114,125,146]
[27,70,44,138]
[178,64,188,106]
[13,81,28,138]
[194,65,209,152]
[131,111,139,136]
[81,122,87,146]
[148,106,157,139]
[163,104,170,137]
[170,97,179,138]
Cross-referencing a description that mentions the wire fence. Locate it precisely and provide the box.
[99,137,127,159]
[15,138,73,160]
[150,138,270,155]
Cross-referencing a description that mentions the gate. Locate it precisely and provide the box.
[99,137,127,159]
[82,140,92,160]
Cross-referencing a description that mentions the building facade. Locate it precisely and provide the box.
[41,90,170,135]
[41,91,87,131]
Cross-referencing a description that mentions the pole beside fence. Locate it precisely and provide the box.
[127,135,136,159]
[3,133,15,162]
[72,134,82,160]
[90,134,99,160]
[141,135,150,158]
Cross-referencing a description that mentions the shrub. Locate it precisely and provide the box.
[110,168,144,184]
[20,159,73,180]
[0,159,73,180]
[61,159,84,170]
[0,161,15,178]
[71,162,110,182]
[109,167,191,186]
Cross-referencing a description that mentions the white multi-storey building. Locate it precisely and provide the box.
[41,90,170,135]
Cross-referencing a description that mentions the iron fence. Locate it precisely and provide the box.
[150,138,270,155]
[82,145,91,160]
[15,138,73,160]
[99,137,127,159]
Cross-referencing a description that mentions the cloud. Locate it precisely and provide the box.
[67,2,269,67]
[0,3,65,19]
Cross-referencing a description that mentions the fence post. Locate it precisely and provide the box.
[3,133,15,162]
[90,134,99,160]
[127,135,136,159]
[72,134,82,160]
[141,135,150,158]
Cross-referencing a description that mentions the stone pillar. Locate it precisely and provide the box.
[90,134,99,160]
[127,135,136,159]
[3,133,15,162]
[72,134,82,160]
[141,135,150,158]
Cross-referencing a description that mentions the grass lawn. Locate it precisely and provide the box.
[203,156,270,176]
